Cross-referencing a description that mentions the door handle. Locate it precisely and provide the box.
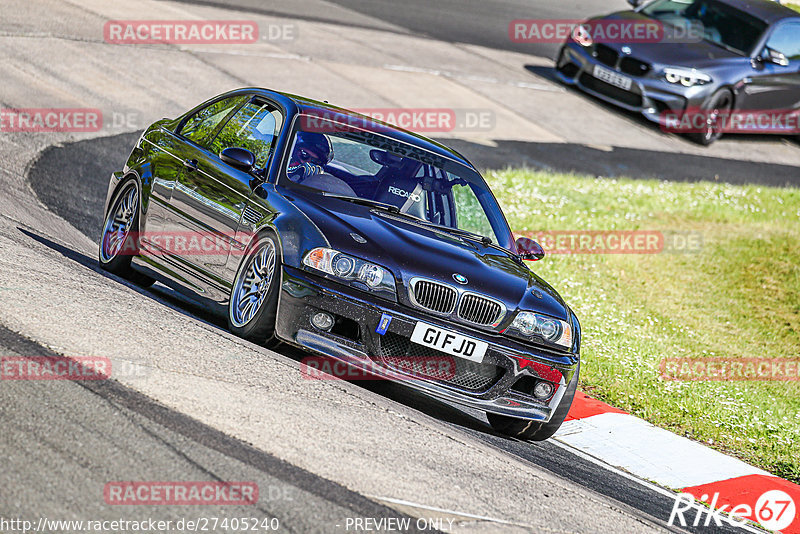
[184,159,198,171]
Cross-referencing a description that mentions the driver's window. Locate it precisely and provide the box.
[178,96,246,147]
[766,24,800,61]
[209,101,283,169]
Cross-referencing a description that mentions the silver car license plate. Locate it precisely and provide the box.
[593,64,633,91]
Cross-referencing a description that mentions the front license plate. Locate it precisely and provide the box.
[410,322,488,363]
[593,64,633,90]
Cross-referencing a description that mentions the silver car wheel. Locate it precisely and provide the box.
[230,239,276,327]
[100,182,138,263]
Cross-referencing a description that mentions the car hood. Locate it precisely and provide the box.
[592,11,745,69]
[289,191,568,321]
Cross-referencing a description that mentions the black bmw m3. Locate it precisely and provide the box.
[99,88,581,440]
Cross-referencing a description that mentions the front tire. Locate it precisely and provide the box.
[227,233,281,344]
[98,178,155,287]
[487,360,580,441]
[688,89,733,146]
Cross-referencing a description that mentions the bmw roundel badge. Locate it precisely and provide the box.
[453,273,468,285]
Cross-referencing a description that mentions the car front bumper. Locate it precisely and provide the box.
[555,42,712,125]
[275,265,579,422]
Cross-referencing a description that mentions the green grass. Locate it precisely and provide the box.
[788,3,800,14]
[486,168,800,483]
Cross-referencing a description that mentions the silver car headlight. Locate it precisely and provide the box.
[663,67,712,87]
[508,311,573,348]
[303,247,395,293]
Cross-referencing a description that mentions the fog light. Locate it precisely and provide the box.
[533,380,554,400]
[311,312,334,331]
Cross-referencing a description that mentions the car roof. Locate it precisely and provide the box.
[712,0,799,23]
[244,89,476,170]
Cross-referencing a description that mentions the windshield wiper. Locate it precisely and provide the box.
[386,211,496,247]
[344,200,500,249]
[703,38,745,56]
[436,226,494,246]
[321,193,399,213]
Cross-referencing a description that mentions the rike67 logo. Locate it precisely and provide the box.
[670,490,796,531]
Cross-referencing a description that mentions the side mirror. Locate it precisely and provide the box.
[516,237,545,261]
[765,47,789,67]
[220,147,256,172]
[627,0,643,8]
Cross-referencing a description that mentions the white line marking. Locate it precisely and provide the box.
[513,81,562,91]
[383,64,442,75]
[183,48,310,61]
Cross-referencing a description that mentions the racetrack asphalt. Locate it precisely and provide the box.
[0,325,428,534]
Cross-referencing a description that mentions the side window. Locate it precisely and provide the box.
[452,182,496,240]
[178,96,246,147]
[210,101,283,169]
[766,23,800,60]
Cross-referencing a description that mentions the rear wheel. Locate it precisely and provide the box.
[487,361,580,441]
[689,89,733,146]
[227,233,281,345]
[98,178,154,287]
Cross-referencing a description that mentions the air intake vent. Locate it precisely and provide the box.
[620,57,651,77]
[378,333,503,392]
[457,293,503,326]
[411,279,457,314]
[242,206,261,226]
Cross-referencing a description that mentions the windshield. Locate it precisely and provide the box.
[279,115,513,250]
[641,0,767,55]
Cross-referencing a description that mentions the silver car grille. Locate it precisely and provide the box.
[458,293,503,326]
[411,279,457,314]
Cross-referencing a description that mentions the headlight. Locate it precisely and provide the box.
[571,24,593,47]
[303,247,395,293]
[663,67,712,87]
[508,311,573,348]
